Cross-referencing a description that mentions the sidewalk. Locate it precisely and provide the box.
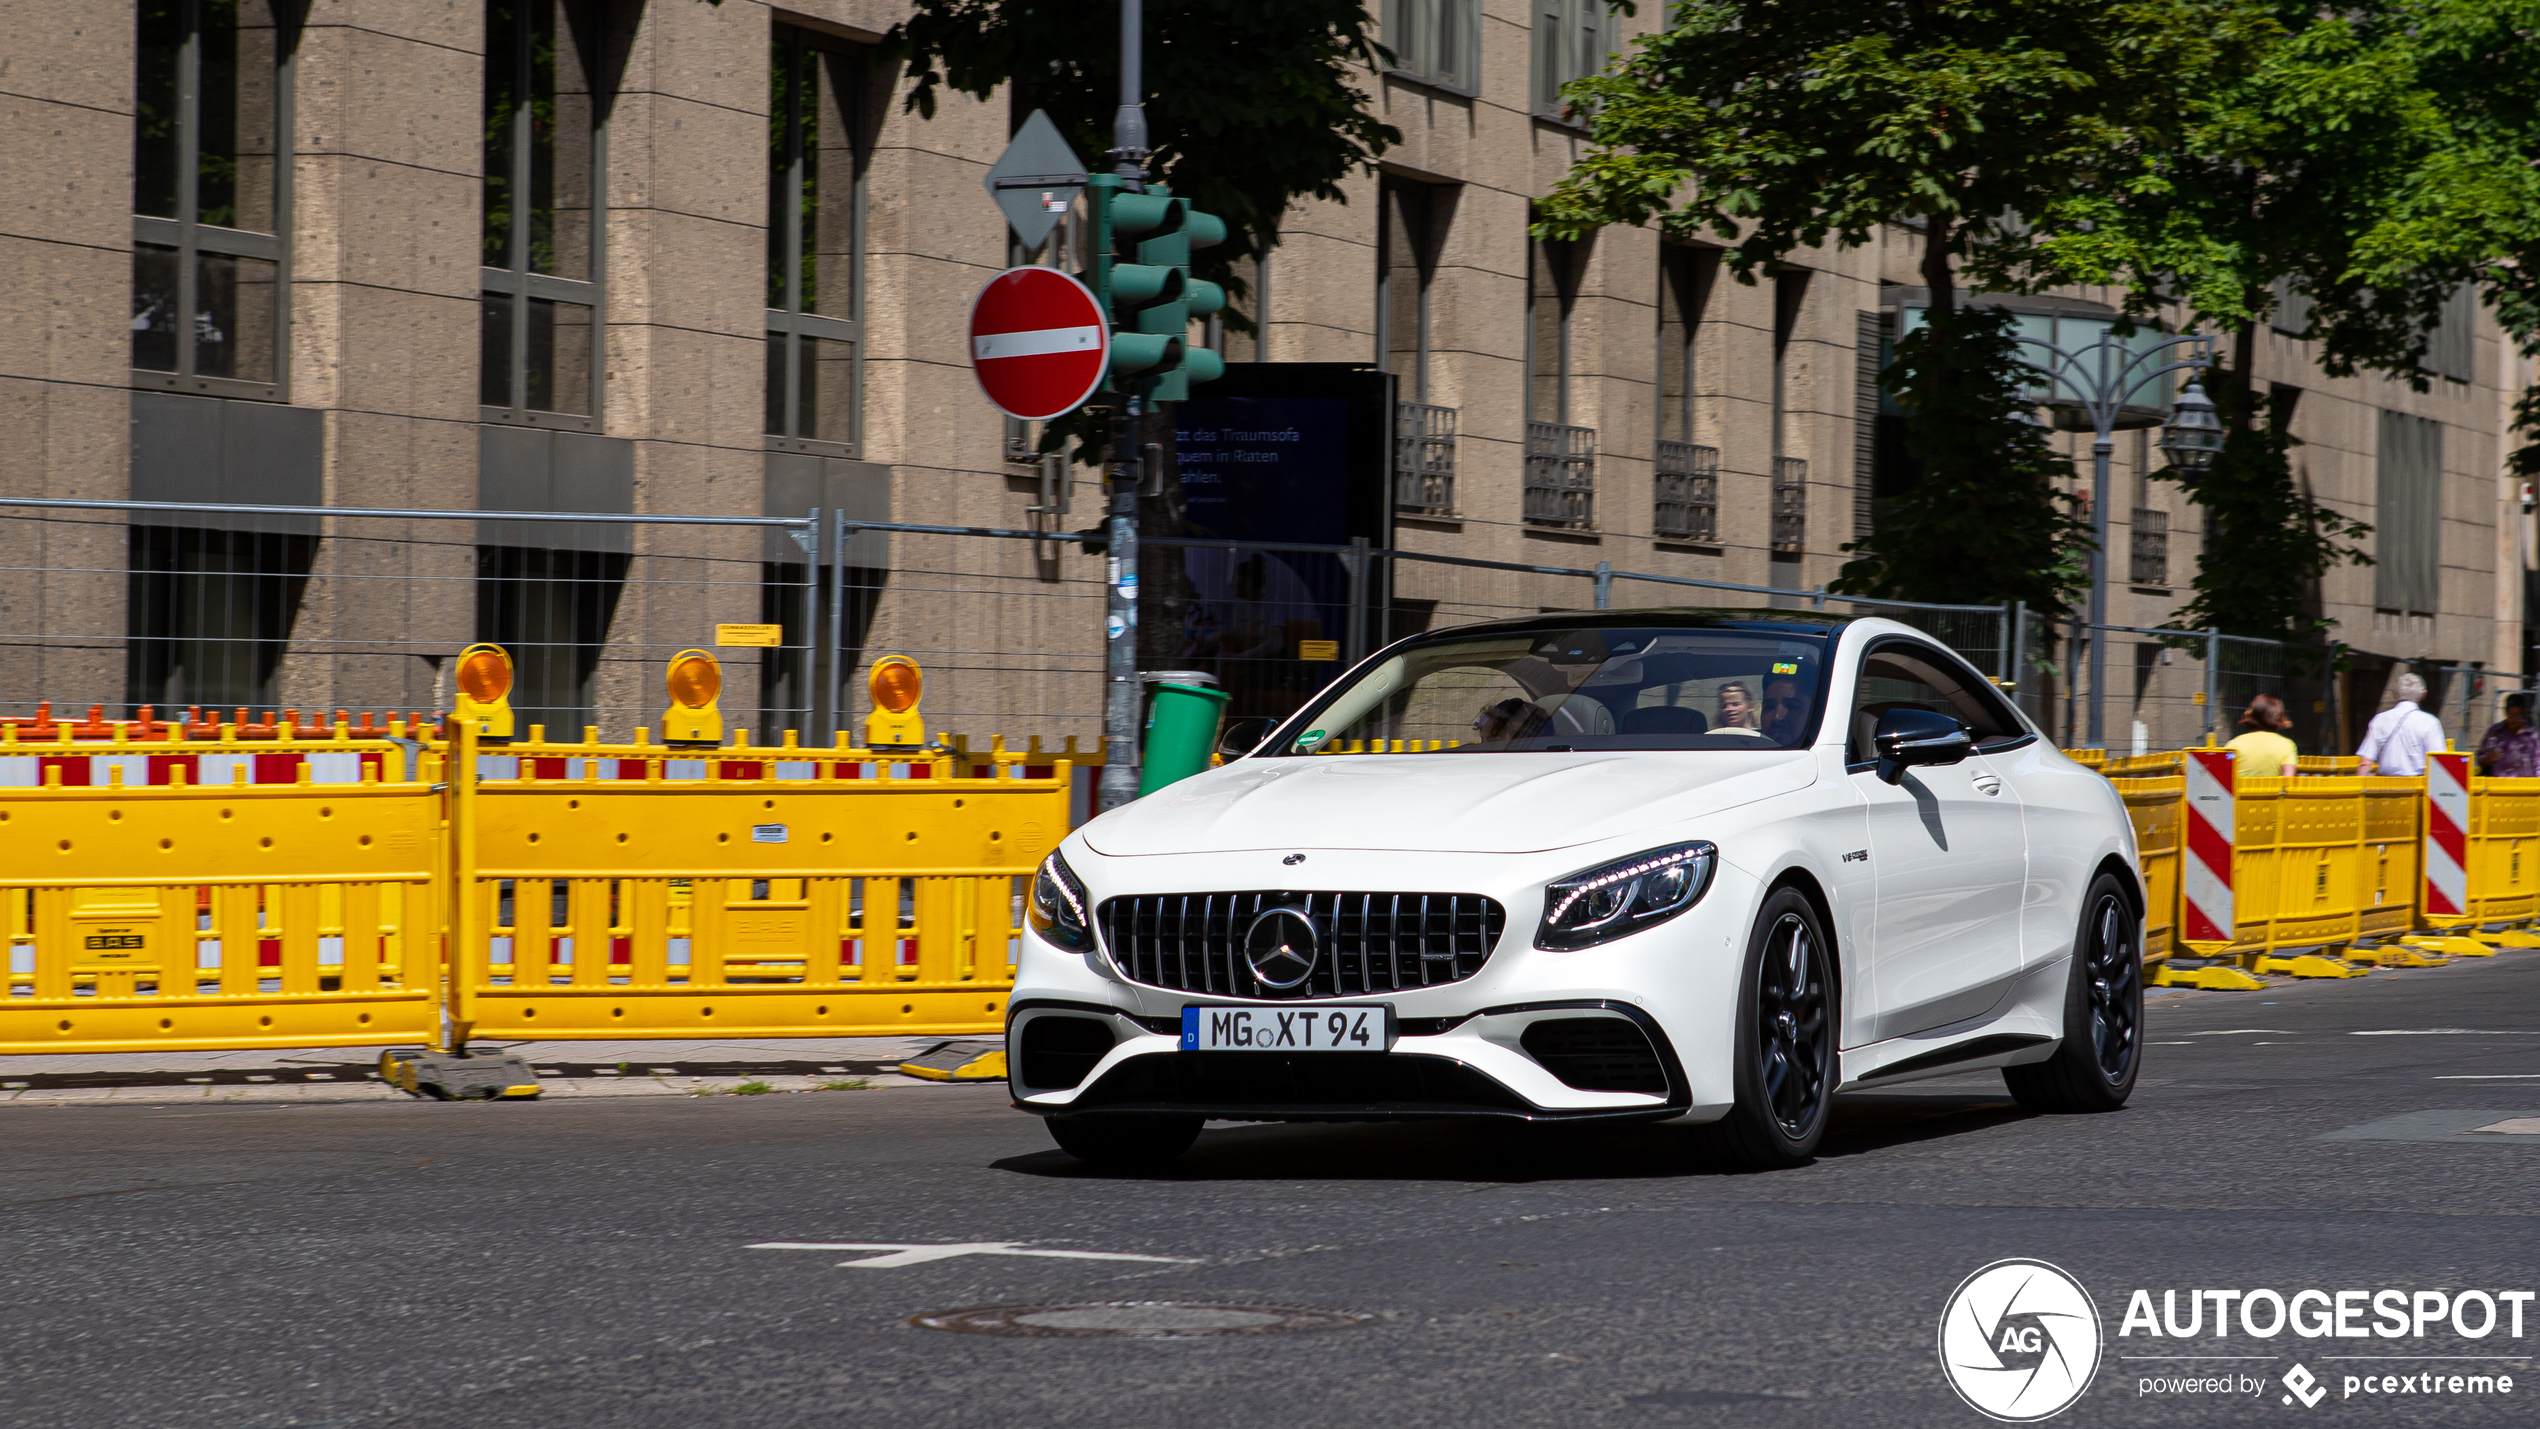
[0,1035,1003,1106]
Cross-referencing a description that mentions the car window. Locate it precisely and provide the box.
[1273,625,1832,754]
[1846,641,2022,764]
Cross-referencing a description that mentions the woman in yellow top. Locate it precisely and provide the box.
[2225,693,2298,776]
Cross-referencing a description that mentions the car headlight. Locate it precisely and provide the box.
[1535,841,1716,950]
[1028,850,1095,953]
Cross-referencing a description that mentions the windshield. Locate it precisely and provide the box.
[1272,625,1833,755]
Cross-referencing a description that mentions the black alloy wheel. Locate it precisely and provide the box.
[2004,872,2144,1114]
[1694,886,1837,1169]
[1757,911,1831,1137]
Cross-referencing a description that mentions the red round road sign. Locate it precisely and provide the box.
[969,266,1108,422]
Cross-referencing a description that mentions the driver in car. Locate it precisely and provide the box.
[1758,676,1807,745]
[1471,696,1551,746]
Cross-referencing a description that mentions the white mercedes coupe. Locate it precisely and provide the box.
[1008,611,2144,1169]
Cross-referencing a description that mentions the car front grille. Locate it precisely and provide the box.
[1096,891,1506,1000]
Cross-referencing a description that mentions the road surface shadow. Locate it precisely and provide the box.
[992,1092,2030,1182]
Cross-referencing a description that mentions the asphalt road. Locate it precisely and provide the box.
[14,955,2540,1429]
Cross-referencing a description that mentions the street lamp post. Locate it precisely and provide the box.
[2014,331,2219,748]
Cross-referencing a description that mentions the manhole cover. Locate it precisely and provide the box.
[912,1301,1375,1339]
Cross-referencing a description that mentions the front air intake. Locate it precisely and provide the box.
[1521,1017,1668,1095]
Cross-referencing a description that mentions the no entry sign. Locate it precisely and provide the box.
[969,266,1108,422]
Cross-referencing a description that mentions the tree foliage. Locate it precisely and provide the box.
[1830,309,2096,616]
[884,0,1399,328]
[1534,0,2272,313]
[2038,0,2540,385]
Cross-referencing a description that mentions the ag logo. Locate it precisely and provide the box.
[1937,1259,2102,1421]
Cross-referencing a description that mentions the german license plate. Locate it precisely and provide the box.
[1181,1004,1392,1052]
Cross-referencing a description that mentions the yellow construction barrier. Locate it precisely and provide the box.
[2467,778,2540,925]
[445,722,1075,1045]
[1,727,442,1054]
[2115,775,2181,964]
[2087,745,2540,984]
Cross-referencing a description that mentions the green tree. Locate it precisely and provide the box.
[1534,0,2269,615]
[1535,0,2270,319]
[1829,308,2096,615]
[885,0,1398,332]
[2026,0,2540,638]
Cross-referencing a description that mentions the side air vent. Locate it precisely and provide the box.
[1520,1017,1668,1095]
[1018,1016,1114,1089]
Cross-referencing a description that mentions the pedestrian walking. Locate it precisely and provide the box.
[2355,672,2447,776]
[2477,693,2540,778]
[2224,693,2298,777]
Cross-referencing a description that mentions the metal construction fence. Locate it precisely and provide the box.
[2,498,2018,744]
[2010,621,2339,758]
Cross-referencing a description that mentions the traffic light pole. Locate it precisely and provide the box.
[1098,0,1150,815]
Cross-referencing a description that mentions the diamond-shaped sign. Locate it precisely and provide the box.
[984,109,1088,254]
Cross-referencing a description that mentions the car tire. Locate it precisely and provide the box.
[2003,872,2143,1114]
[1047,1114,1202,1168]
[1692,886,1837,1170]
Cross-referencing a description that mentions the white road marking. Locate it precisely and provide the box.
[2433,1074,2540,1080]
[2189,1029,2293,1035]
[2355,1029,2540,1036]
[748,1240,1200,1269]
[2469,1118,2540,1135]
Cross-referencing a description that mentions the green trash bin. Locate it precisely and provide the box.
[1138,677,1232,795]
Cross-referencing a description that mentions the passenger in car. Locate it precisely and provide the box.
[1716,681,1757,730]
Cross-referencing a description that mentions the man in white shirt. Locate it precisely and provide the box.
[2356,672,2447,776]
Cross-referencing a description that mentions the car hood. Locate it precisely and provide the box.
[1079,751,1819,856]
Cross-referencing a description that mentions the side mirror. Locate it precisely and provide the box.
[1217,715,1275,758]
[1873,707,1974,785]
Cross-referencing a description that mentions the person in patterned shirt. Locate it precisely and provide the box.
[2477,694,2540,778]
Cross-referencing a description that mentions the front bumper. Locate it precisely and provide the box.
[1008,996,1699,1124]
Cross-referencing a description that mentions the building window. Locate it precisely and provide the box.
[1656,244,1718,543]
[133,0,292,398]
[2374,410,2442,617]
[2268,275,2312,337]
[766,26,865,453]
[482,0,606,428]
[1770,270,1810,565]
[2425,282,2476,385]
[477,546,626,737]
[1383,0,1478,91]
[1524,231,1594,528]
[127,525,313,713]
[1533,0,1608,120]
[1379,178,1457,513]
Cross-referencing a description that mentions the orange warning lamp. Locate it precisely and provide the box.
[453,643,515,738]
[864,656,926,748]
[662,649,724,745]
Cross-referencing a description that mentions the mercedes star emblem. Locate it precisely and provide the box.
[1242,907,1320,990]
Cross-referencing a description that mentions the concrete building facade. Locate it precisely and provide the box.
[0,0,2526,749]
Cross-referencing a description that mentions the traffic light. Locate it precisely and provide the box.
[1085,176,1227,401]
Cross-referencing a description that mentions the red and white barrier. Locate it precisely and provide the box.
[2424,751,2472,918]
[2182,749,2237,945]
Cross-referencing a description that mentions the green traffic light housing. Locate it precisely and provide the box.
[1083,177,1229,401]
